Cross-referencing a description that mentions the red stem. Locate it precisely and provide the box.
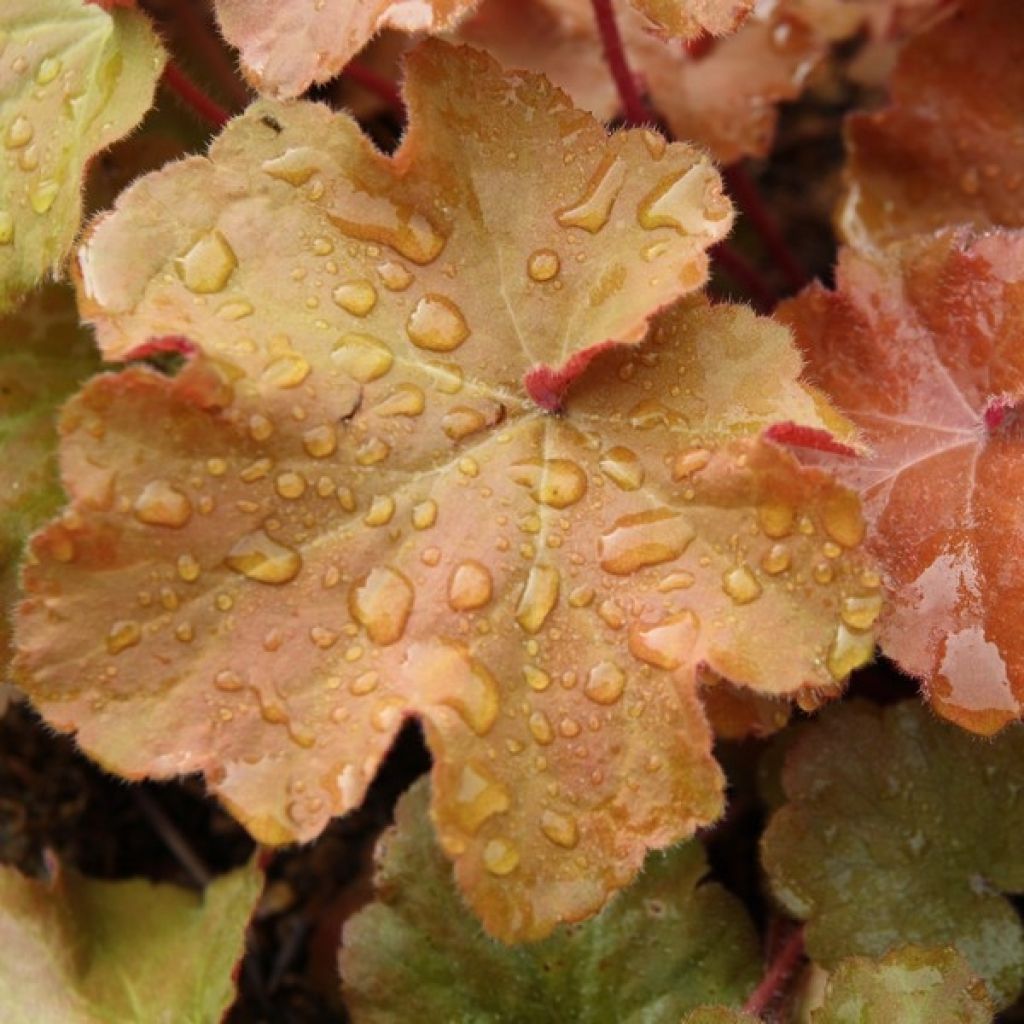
[743,926,805,1016]
[590,0,653,125]
[724,164,808,293]
[712,242,776,314]
[343,61,405,120]
[162,61,230,128]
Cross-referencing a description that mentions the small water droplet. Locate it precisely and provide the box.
[371,696,405,733]
[349,670,379,695]
[840,593,883,631]
[722,565,761,605]
[483,837,520,876]
[332,332,394,381]
[557,155,626,232]
[452,762,510,832]
[442,406,488,440]
[4,114,32,148]
[262,147,319,185]
[540,809,579,849]
[510,459,587,508]
[406,294,470,352]
[275,471,307,499]
[524,665,551,691]
[261,354,311,389]
[448,560,493,611]
[133,480,192,528]
[225,529,302,584]
[599,446,644,490]
[349,566,414,645]
[36,57,61,84]
[175,230,237,293]
[515,565,560,633]
[332,280,378,316]
[29,179,59,215]
[761,543,791,575]
[599,509,694,575]
[355,436,390,465]
[629,610,700,670]
[107,620,141,655]
[528,709,554,745]
[584,660,625,704]
[177,553,201,582]
[527,248,560,282]
[377,260,413,290]
[411,499,437,530]
[375,382,425,417]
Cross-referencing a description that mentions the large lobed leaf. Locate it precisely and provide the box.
[215,0,755,99]
[16,42,878,941]
[0,858,262,1024]
[0,0,165,312]
[340,777,760,1022]
[761,701,1024,1007]
[779,230,1024,733]
[840,0,1024,248]
[0,283,100,670]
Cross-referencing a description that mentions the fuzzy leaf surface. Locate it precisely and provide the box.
[840,0,1024,248]
[0,0,165,312]
[811,946,994,1023]
[0,284,99,668]
[0,858,262,1024]
[761,701,1024,1007]
[779,231,1024,732]
[340,777,760,1022]
[17,43,877,942]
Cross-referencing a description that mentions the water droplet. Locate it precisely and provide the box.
[29,179,59,215]
[758,503,795,539]
[527,248,560,281]
[452,763,510,832]
[363,495,395,526]
[483,837,520,876]
[638,164,728,233]
[332,280,377,316]
[515,565,560,633]
[261,354,310,389]
[722,565,762,605]
[448,560,493,611]
[540,809,579,849]
[377,261,413,290]
[133,480,192,528]
[840,593,883,631]
[628,398,682,430]
[332,333,394,381]
[177,553,201,582]
[599,509,694,575]
[557,155,626,232]
[524,666,551,691]
[528,710,554,745]
[175,230,237,293]
[406,294,469,352]
[375,382,425,417]
[761,543,791,575]
[826,623,875,679]
[262,147,319,185]
[328,204,445,264]
[107,620,141,655]
[671,448,711,480]
[510,459,587,509]
[217,299,253,320]
[0,211,13,246]
[310,625,339,649]
[249,414,274,441]
[599,447,644,490]
[297,424,335,459]
[823,493,865,548]
[355,436,390,465]
[442,406,487,440]
[4,115,32,148]
[349,566,414,645]
[411,499,437,530]
[36,57,61,84]
[813,561,834,585]
[349,670,379,695]
[584,660,625,704]
[657,571,694,592]
[371,696,405,733]
[275,471,307,499]
[225,529,302,584]
[629,610,700,670]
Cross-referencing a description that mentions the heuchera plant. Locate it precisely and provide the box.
[0,0,1021,1020]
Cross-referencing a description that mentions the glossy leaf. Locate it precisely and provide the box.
[0,284,99,670]
[810,946,994,1023]
[0,0,165,312]
[0,858,262,1024]
[778,230,1024,733]
[841,0,1024,248]
[340,777,760,1022]
[761,701,1024,1007]
[16,43,879,942]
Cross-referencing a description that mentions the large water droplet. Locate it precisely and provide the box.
[332,332,394,381]
[510,458,587,509]
[840,593,883,631]
[332,280,378,316]
[225,529,302,584]
[261,354,310,389]
[452,762,510,833]
[628,610,700,670]
[410,640,501,736]
[638,164,729,234]
[826,623,875,680]
[823,493,865,548]
[406,295,470,352]
[557,155,626,232]
[133,480,192,528]
[515,565,560,633]
[584,660,625,705]
[175,230,237,294]
[302,424,337,458]
[448,560,493,611]
[599,509,694,575]
[442,406,487,440]
[375,382,425,417]
[348,566,414,645]
[722,565,762,605]
[527,248,560,282]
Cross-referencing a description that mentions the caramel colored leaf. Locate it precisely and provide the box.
[840,0,1024,248]
[631,0,753,38]
[778,230,1024,733]
[811,946,994,1023]
[17,44,878,942]
[458,0,827,164]
[0,283,99,669]
[0,0,165,312]
[761,701,1024,1007]
[340,778,760,1022]
[0,858,262,1024]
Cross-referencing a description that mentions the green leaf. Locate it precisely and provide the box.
[341,777,760,1023]
[0,857,262,1024]
[811,946,993,1023]
[0,282,99,667]
[761,700,1024,1007]
[0,0,166,311]
[682,1009,758,1024]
